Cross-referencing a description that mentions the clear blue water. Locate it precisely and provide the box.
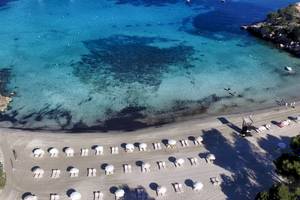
[0,0,300,131]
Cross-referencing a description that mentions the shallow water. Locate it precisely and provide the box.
[0,0,300,131]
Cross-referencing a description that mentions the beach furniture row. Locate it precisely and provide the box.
[24,176,221,200]
[255,115,300,134]
[31,136,204,158]
[32,154,216,179]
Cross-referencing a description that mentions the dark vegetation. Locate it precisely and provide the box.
[255,135,300,200]
[246,3,300,56]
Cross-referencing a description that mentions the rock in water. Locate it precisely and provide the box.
[244,3,300,57]
[0,95,11,112]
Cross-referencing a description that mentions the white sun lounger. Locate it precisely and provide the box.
[153,142,162,150]
[189,157,198,166]
[173,183,184,193]
[80,148,89,156]
[50,193,60,200]
[157,161,166,170]
[51,169,60,179]
[87,168,96,177]
[210,177,221,186]
[180,139,189,147]
[256,125,267,133]
[123,164,132,173]
[93,191,103,200]
[111,146,119,154]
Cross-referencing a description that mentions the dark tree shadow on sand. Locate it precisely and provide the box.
[201,128,289,199]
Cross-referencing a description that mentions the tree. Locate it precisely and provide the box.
[274,153,300,180]
[269,184,293,200]
[255,191,270,200]
[290,135,300,154]
[255,184,299,200]
[256,134,300,200]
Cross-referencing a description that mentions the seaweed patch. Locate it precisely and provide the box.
[0,0,17,10]
[72,35,195,91]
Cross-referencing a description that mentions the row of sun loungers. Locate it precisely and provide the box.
[255,124,271,133]
[33,154,215,179]
[31,136,204,158]
[25,190,103,200]
[25,177,221,200]
[251,114,300,134]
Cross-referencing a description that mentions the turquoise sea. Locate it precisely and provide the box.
[0,0,300,131]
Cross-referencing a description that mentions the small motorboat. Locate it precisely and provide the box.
[284,66,296,75]
[284,66,293,72]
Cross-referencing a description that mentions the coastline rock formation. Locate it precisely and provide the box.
[0,95,11,112]
[244,3,300,56]
[0,68,13,113]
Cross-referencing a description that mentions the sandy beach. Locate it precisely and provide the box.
[0,104,300,200]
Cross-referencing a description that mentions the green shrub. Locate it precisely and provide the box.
[274,153,300,180]
[290,135,300,154]
[255,184,300,200]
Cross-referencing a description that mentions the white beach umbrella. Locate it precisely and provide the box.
[115,189,125,198]
[49,148,59,154]
[168,139,177,146]
[125,143,134,151]
[33,167,44,174]
[196,136,203,142]
[176,158,185,165]
[142,162,151,168]
[157,186,167,195]
[70,191,81,200]
[193,182,204,191]
[65,147,74,154]
[95,145,103,151]
[207,154,216,161]
[105,165,114,172]
[23,194,38,200]
[33,148,45,157]
[277,142,287,149]
[69,167,79,174]
[139,143,147,149]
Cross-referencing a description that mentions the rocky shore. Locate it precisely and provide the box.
[244,3,300,57]
[0,95,11,112]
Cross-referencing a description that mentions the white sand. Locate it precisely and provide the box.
[0,104,299,200]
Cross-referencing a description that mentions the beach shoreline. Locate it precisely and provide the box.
[1,97,299,134]
[0,101,299,199]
